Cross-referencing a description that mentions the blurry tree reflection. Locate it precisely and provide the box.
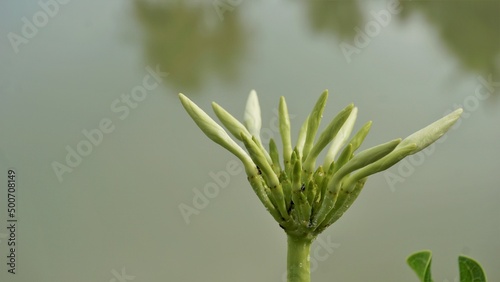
[134,0,248,92]
[306,0,364,41]
[398,0,500,84]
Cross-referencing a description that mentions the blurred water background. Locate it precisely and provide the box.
[0,0,499,281]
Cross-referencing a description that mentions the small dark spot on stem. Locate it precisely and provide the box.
[256,166,262,175]
[300,183,305,192]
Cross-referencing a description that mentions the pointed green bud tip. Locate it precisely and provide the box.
[398,108,463,154]
[323,106,358,167]
[296,115,309,158]
[303,90,329,159]
[212,102,250,141]
[180,91,464,234]
[244,90,262,141]
[279,96,293,162]
[178,93,254,171]
[334,138,401,181]
[350,120,372,152]
[304,103,354,172]
[179,94,231,144]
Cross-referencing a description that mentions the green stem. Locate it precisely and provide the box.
[287,235,312,282]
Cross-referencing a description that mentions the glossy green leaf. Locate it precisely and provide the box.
[407,250,434,282]
[459,255,487,282]
[407,251,488,282]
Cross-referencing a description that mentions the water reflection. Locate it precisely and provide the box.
[398,0,500,85]
[303,1,499,93]
[133,0,248,93]
[305,0,364,40]
[133,0,499,94]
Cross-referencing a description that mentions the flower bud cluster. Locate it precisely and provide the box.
[179,90,462,237]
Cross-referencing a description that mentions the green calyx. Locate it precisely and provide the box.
[179,90,462,237]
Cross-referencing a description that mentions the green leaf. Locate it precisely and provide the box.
[459,255,487,282]
[407,250,434,282]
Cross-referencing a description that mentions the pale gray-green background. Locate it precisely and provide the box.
[0,0,499,281]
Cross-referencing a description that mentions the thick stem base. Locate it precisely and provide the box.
[287,235,313,282]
